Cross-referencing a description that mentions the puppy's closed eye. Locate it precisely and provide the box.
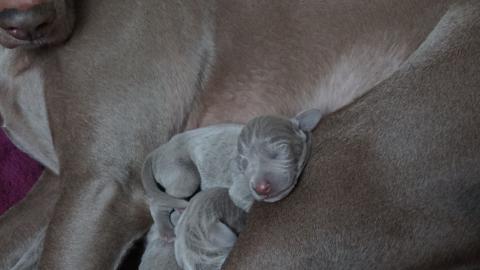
[267,144,289,159]
[238,156,249,171]
[261,147,278,159]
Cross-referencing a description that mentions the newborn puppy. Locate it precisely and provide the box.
[174,188,247,270]
[140,188,246,270]
[142,109,322,241]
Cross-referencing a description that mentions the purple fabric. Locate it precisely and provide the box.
[0,129,44,215]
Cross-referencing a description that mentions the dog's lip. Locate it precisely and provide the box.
[2,34,46,49]
[1,33,29,48]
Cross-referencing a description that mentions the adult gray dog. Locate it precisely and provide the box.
[0,0,479,269]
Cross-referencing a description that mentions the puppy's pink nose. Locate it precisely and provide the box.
[255,181,272,196]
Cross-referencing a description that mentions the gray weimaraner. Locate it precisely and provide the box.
[0,0,478,269]
[142,109,321,243]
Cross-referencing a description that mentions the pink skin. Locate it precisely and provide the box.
[250,177,300,203]
[174,208,185,214]
[254,181,272,196]
[162,231,175,243]
[0,0,45,11]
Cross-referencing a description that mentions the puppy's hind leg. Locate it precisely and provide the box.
[159,159,203,242]
[162,158,202,200]
[142,156,192,242]
[148,160,201,242]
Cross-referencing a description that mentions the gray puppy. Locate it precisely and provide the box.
[142,109,322,241]
[174,188,247,270]
[141,188,246,270]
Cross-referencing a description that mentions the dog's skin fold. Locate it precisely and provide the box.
[0,0,479,269]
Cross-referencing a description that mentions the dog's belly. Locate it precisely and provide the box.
[187,1,446,129]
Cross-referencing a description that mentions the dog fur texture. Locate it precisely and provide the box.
[0,0,478,269]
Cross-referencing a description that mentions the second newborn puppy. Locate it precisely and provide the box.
[174,188,247,270]
[142,109,322,241]
[140,188,245,270]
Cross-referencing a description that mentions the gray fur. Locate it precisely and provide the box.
[139,206,184,270]
[225,1,480,269]
[10,227,45,270]
[139,224,180,270]
[142,111,318,240]
[141,189,246,270]
[236,111,319,203]
[174,188,246,270]
[0,0,476,269]
[1,1,217,268]
[0,49,59,174]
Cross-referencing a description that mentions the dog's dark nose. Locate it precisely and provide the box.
[0,2,55,41]
[254,181,272,196]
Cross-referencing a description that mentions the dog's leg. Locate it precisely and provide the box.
[10,227,46,270]
[0,171,60,269]
[38,171,151,270]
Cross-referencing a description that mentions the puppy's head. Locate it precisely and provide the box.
[0,0,75,49]
[237,109,322,202]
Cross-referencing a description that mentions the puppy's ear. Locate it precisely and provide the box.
[292,109,322,132]
[207,221,238,249]
[0,52,59,174]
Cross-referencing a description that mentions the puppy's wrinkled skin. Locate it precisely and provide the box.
[236,110,321,203]
[0,0,75,49]
[1,0,477,269]
[174,188,246,270]
[142,110,321,241]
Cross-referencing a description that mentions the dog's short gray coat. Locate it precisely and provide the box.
[0,0,478,269]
